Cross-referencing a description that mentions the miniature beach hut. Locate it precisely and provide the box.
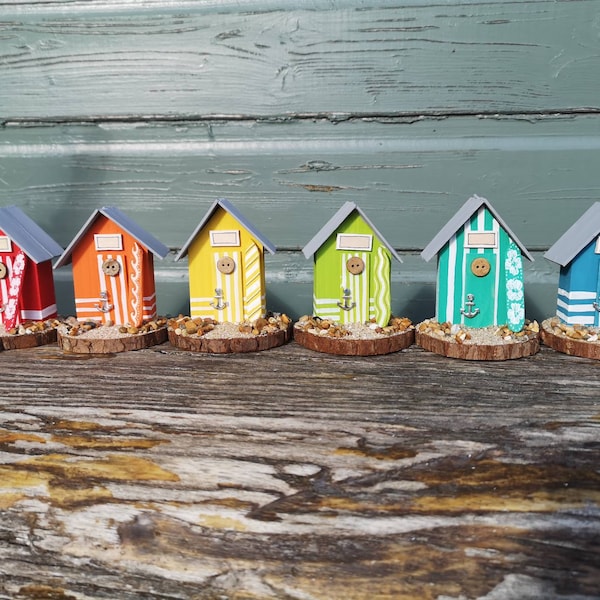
[302,201,401,327]
[544,202,600,326]
[54,206,169,327]
[0,205,63,329]
[421,195,533,332]
[175,199,276,322]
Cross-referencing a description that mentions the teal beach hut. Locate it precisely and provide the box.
[421,195,533,332]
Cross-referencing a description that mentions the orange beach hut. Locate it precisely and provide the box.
[55,207,169,326]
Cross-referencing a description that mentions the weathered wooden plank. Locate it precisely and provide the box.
[2,116,599,251]
[0,343,599,599]
[1,0,599,119]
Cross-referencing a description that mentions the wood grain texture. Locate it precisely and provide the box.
[416,330,540,361]
[294,326,415,356]
[1,0,599,119]
[57,327,168,354]
[0,342,599,599]
[540,319,600,360]
[168,323,291,353]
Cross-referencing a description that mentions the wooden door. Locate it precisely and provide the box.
[339,251,369,324]
[211,250,244,322]
[462,252,495,328]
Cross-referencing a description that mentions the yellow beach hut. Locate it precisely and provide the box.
[175,199,276,322]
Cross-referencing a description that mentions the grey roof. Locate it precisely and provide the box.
[544,202,600,266]
[175,198,276,261]
[420,194,534,262]
[302,201,402,262]
[54,206,169,268]
[0,205,63,263]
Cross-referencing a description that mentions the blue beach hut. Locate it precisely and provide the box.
[545,202,600,326]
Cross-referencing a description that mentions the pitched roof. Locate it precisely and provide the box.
[544,202,600,267]
[175,198,276,261]
[302,201,402,262]
[0,205,63,263]
[420,195,534,262]
[54,206,169,268]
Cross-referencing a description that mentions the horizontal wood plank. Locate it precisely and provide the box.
[1,0,599,119]
[0,342,599,599]
[2,116,599,251]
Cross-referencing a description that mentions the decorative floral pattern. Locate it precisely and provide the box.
[507,302,525,326]
[506,278,524,302]
[505,247,521,276]
[505,240,525,330]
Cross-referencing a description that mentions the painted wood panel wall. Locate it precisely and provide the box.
[1,0,599,323]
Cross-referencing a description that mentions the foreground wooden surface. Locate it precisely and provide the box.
[0,340,599,599]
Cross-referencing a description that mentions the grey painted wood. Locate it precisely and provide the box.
[1,0,599,119]
[2,116,599,251]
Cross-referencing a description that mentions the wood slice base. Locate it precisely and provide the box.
[416,330,539,361]
[0,328,58,351]
[541,318,600,359]
[294,326,415,356]
[168,324,292,354]
[58,327,168,354]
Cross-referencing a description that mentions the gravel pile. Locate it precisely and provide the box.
[59,317,167,339]
[0,319,61,337]
[542,317,600,343]
[294,315,414,340]
[417,318,539,345]
[168,313,291,339]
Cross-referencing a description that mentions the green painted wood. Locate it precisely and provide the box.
[2,116,600,252]
[1,0,599,119]
[312,211,392,325]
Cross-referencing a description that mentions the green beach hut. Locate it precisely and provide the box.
[421,195,533,332]
[302,202,401,326]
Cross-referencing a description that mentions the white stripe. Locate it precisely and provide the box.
[557,310,595,325]
[76,297,103,304]
[446,233,456,324]
[0,276,8,310]
[492,216,500,325]
[109,260,122,325]
[117,255,128,325]
[477,207,485,254]
[21,305,57,320]
[96,255,111,324]
[314,297,341,306]
[557,299,595,313]
[558,289,596,301]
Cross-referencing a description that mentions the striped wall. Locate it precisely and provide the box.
[436,206,525,330]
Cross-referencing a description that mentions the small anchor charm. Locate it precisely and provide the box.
[210,288,229,310]
[95,291,113,313]
[461,293,480,319]
[594,301,600,313]
[337,288,356,311]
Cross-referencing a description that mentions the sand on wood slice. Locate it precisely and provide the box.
[1,328,58,351]
[294,327,415,356]
[58,327,168,354]
[416,330,539,361]
[541,318,600,359]
[168,324,291,354]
